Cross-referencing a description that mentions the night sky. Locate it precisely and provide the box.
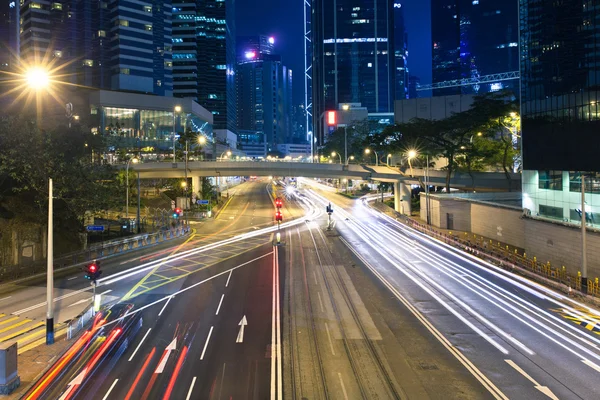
[235,0,431,105]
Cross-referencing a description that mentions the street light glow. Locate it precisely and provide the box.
[174,105,182,113]
[364,148,371,154]
[198,136,207,145]
[407,150,417,159]
[331,151,337,156]
[25,68,50,89]
[226,150,232,157]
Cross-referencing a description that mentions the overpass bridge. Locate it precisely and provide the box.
[128,160,520,215]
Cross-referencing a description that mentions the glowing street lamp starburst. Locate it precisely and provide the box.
[25,68,50,90]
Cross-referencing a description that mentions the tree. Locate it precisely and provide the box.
[176,127,206,160]
[0,115,123,251]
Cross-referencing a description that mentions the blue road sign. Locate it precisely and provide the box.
[86,225,105,232]
[198,200,209,205]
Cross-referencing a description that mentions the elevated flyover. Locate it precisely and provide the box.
[128,161,521,215]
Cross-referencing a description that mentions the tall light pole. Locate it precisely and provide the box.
[198,135,207,160]
[582,173,588,294]
[125,157,139,219]
[386,153,392,166]
[46,178,54,344]
[345,155,355,165]
[365,148,378,166]
[137,170,141,233]
[344,125,348,165]
[407,149,417,176]
[172,105,182,162]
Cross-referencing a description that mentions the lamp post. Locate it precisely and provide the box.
[172,105,182,162]
[407,150,417,176]
[219,150,232,161]
[331,151,341,164]
[346,155,355,165]
[386,153,392,166]
[365,148,378,166]
[582,173,588,294]
[198,135,207,160]
[125,157,139,220]
[137,170,141,233]
[46,178,54,344]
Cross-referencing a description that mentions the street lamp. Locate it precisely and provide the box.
[220,150,232,160]
[407,149,417,176]
[172,105,182,162]
[409,149,431,225]
[365,148,379,166]
[331,151,341,164]
[125,157,139,220]
[346,155,355,165]
[386,153,393,166]
[25,67,50,89]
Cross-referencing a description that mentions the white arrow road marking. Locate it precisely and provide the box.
[59,368,87,400]
[68,298,92,308]
[155,338,177,374]
[505,360,559,400]
[236,315,248,343]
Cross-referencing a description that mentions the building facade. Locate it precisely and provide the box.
[431,0,519,96]
[0,1,19,71]
[520,0,600,229]
[312,0,396,145]
[172,0,236,132]
[236,52,292,152]
[394,2,408,101]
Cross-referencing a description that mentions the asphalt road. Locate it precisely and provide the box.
[22,179,288,400]
[302,179,600,400]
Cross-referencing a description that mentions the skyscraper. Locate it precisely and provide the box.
[172,0,236,132]
[431,0,518,96]
[312,0,396,144]
[12,0,173,94]
[0,1,19,71]
[236,49,292,150]
[237,35,275,59]
[394,3,409,101]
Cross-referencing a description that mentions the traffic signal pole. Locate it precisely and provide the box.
[46,178,54,345]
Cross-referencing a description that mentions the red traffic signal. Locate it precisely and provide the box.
[89,263,97,273]
[275,198,283,208]
[174,208,182,215]
[275,211,283,222]
[84,261,102,281]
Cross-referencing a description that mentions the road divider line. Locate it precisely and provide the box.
[102,379,119,400]
[505,360,559,399]
[324,322,336,356]
[275,245,283,400]
[67,277,77,281]
[582,359,600,373]
[185,377,197,400]
[338,372,349,400]
[200,326,214,360]
[13,287,92,315]
[158,296,173,317]
[270,247,277,400]
[317,292,325,313]
[128,328,152,362]
[215,294,224,315]
[225,270,233,287]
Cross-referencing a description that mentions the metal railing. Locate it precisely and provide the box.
[0,224,191,283]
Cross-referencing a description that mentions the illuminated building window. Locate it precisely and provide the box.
[51,2,62,10]
[120,68,130,75]
[98,30,106,37]
[119,20,129,27]
[145,24,153,31]
[144,5,152,13]
[83,59,94,67]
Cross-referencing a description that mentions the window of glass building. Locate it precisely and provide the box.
[104,108,137,138]
[83,59,94,67]
[30,2,41,9]
[120,68,130,75]
[98,30,106,37]
[144,5,152,13]
[539,205,563,220]
[145,24,153,31]
[119,20,129,27]
[538,170,563,190]
[51,2,62,10]
[569,172,600,194]
[53,50,62,58]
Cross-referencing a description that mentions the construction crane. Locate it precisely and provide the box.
[416,71,520,91]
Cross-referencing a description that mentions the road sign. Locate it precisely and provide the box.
[86,225,105,232]
[198,199,209,205]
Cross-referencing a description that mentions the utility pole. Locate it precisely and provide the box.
[46,178,54,345]
[137,171,141,234]
[426,154,431,225]
[582,173,588,294]
[344,125,348,166]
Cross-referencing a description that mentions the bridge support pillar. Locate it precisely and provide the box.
[191,176,200,197]
[394,182,411,216]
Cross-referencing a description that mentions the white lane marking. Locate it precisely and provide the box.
[338,372,349,400]
[0,296,11,301]
[102,379,119,400]
[505,360,559,400]
[14,287,91,314]
[270,248,277,400]
[100,289,112,296]
[128,328,152,362]
[68,298,91,308]
[185,377,197,400]
[68,277,77,281]
[324,322,336,356]
[582,359,600,373]
[225,270,233,287]
[215,294,224,315]
[317,291,325,313]
[275,246,283,400]
[200,326,214,360]
[313,270,318,285]
[158,296,173,317]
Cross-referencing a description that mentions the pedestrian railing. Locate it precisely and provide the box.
[0,224,191,283]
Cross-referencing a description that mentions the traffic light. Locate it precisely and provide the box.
[275,211,283,222]
[275,198,283,208]
[173,207,183,218]
[84,261,102,282]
